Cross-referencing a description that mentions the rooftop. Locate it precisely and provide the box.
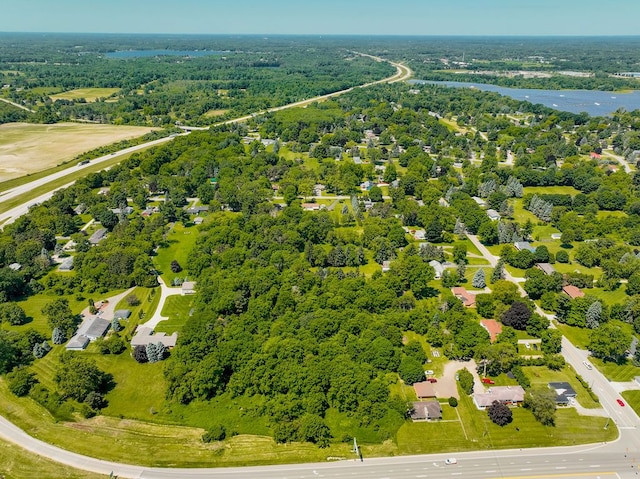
[131,326,178,348]
[536,263,555,275]
[473,386,525,408]
[481,319,503,342]
[413,381,436,398]
[563,285,585,299]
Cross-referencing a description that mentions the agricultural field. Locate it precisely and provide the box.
[0,122,153,182]
[50,88,120,102]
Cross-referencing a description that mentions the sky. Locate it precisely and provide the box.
[1,0,639,36]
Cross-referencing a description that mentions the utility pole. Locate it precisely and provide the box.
[353,437,363,462]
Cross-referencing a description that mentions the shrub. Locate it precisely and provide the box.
[126,294,141,307]
[202,424,226,442]
[448,396,458,407]
[458,368,474,395]
[7,368,38,397]
[487,400,512,426]
[133,345,148,363]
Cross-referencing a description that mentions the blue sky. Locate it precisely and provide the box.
[1,0,639,35]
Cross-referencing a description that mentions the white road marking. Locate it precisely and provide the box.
[521,468,532,471]
[556,466,567,469]
[590,465,601,467]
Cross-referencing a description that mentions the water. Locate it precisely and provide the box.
[410,80,640,116]
[105,49,226,59]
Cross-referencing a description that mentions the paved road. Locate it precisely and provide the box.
[602,149,634,173]
[140,276,183,329]
[0,97,35,112]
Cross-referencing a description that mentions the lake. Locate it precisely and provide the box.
[105,50,226,59]
[410,80,640,116]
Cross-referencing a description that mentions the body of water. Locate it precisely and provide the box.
[105,50,226,59]
[410,80,640,116]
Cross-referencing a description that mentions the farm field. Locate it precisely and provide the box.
[0,122,153,182]
[50,88,120,102]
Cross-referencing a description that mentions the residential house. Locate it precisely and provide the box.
[8,263,22,271]
[410,401,442,421]
[185,206,209,215]
[481,319,502,343]
[429,260,445,279]
[438,197,450,208]
[77,317,111,341]
[563,285,585,299]
[301,203,322,211]
[413,381,436,399]
[551,233,562,240]
[382,260,391,272]
[473,386,525,410]
[88,228,107,245]
[111,206,134,215]
[548,382,576,405]
[58,256,74,271]
[486,209,501,221]
[452,287,476,307]
[535,263,555,275]
[514,241,536,252]
[66,335,90,351]
[131,326,178,349]
[193,217,204,225]
[114,309,131,320]
[73,204,87,215]
[181,281,196,295]
[472,196,487,208]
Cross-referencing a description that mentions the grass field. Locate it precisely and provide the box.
[525,365,601,408]
[590,358,640,382]
[621,390,640,417]
[155,295,194,334]
[0,122,153,182]
[205,109,229,117]
[154,221,202,283]
[50,88,120,102]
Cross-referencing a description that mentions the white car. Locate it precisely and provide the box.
[583,360,593,370]
[445,458,457,465]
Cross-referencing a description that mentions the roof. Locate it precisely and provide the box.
[563,285,585,299]
[77,317,110,340]
[8,263,22,271]
[536,263,555,275]
[301,203,321,210]
[114,309,131,319]
[481,319,503,342]
[382,260,391,271]
[413,381,436,398]
[549,382,576,398]
[473,386,525,408]
[182,281,196,291]
[58,256,74,271]
[89,228,107,244]
[429,260,445,278]
[486,209,501,220]
[410,401,442,420]
[131,326,178,348]
[66,335,90,350]
[472,196,487,206]
[452,287,475,307]
[514,241,536,252]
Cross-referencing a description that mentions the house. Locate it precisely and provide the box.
[301,203,321,211]
[438,197,450,208]
[514,241,536,252]
[548,382,576,405]
[413,381,436,399]
[111,206,134,215]
[131,326,178,348]
[413,230,426,241]
[486,209,501,221]
[590,152,602,160]
[74,204,87,215]
[410,401,442,421]
[535,263,555,275]
[481,319,503,343]
[452,287,475,307]
[382,260,391,272]
[97,187,110,196]
[185,206,209,215]
[114,309,131,320]
[429,260,445,279]
[88,228,107,245]
[66,335,90,351]
[473,386,525,410]
[563,285,585,299]
[8,263,22,271]
[76,317,111,341]
[181,281,196,295]
[551,233,562,240]
[360,180,373,191]
[58,256,74,271]
[472,196,487,207]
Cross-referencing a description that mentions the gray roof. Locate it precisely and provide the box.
[514,241,536,252]
[114,309,131,319]
[131,326,178,348]
[474,386,525,408]
[89,228,107,244]
[486,209,501,220]
[58,256,74,271]
[536,263,555,275]
[66,335,90,350]
[77,317,110,340]
[410,401,442,420]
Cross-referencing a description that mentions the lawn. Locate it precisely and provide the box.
[155,295,194,334]
[523,186,580,196]
[590,358,640,382]
[50,88,120,102]
[154,221,201,283]
[0,122,153,183]
[556,323,593,350]
[525,365,601,409]
[621,390,640,417]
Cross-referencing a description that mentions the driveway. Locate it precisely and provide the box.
[140,276,183,329]
[436,359,482,399]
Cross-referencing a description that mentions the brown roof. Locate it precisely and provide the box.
[410,401,442,420]
[481,319,503,343]
[563,285,584,299]
[413,381,436,398]
[452,287,475,307]
[473,386,525,408]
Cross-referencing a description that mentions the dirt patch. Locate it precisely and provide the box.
[435,359,483,399]
[0,122,154,182]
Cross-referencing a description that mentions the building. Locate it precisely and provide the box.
[429,260,445,279]
[114,309,131,320]
[66,335,90,351]
[76,317,111,341]
[535,263,555,275]
[549,382,576,405]
[486,209,501,221]
[413,381,436,399]
[111,206,134,215]
[8,263,22,271]
[473,386,525,410]
[514,241,536,252]
[301,203,321,211]
[472,196,487,208]
[452,287,476,307]
[481,319,503,343]
[88,228,107,245]
[410,401,442,421]
[58,256,74,271]
[131,326,178,349]
[181,281,196,295]
[194,217,204,225]
[563,285,585,299]
[382,260,391,272]
[185,206,209,215]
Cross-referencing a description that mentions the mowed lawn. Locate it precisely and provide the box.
[154,221,202,283]
[50,87,120,102]
[0,122,153,182]
[155,295,194,334]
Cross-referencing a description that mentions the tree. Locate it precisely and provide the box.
[524,388,556,426]
[202,424,227,442]
[556,250,569,263]
[458,368,474,395]
[54,353,110,402]
[541,329,562,355]
[627,273,640,296]
[525,313,550,338]
[369,186,383,202]
[52,327,65,345]
[491,259,505,283]
[453,244,467,263]
[111,318,122,332]
[170,260,182,273]
[487,400,513,426]
[472,269,486,289]
[585,301,602,329]
[448,396,458,407]
[298,414,331,447]
[0,303,27,326]
[478,221,499,245]
[6,368,38,397]
[41,298,78,338]
[425,219,443,243]
[133,345,148,363]
[589,323,631,362]
[398,357,425,385]
[501,301,531,330]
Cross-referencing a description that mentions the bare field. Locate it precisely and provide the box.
[50,87,120,101]
[0,122,153,182]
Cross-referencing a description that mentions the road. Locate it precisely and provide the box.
[140,276,183,329]
[602,149,634,173]
[0,96,35,113]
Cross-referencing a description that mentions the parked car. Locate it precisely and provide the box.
[427,378,437,383]
[445,458,457,465]
[583,360,593,370]
[481,378,495,384]
[617,399,625,407]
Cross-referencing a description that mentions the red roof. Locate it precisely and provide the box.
[413,381,436,398]
[481,319,503,343]
[563,285,585,299]
[452,287,476,307]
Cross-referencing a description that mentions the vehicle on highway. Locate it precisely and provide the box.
[583,360,593,370]
[617,399,625,407]
[445,458,457,465]
[78,160,90,166]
